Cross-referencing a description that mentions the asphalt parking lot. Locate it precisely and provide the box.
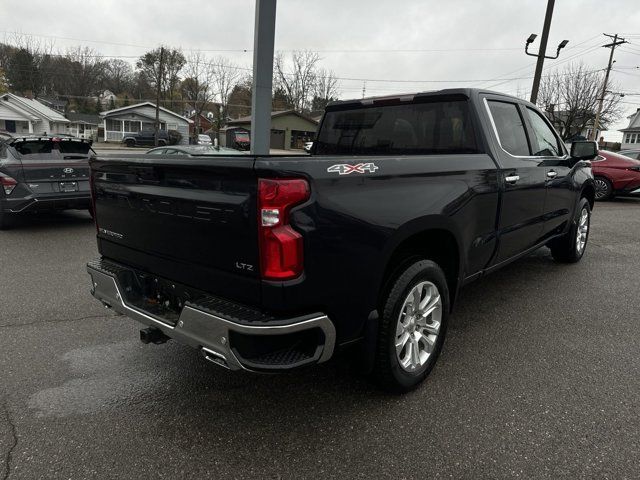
[1,200,639,479]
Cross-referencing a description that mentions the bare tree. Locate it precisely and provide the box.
[274,50,321,113]
[102,59,135,95]
[210,57,242,137]
[539,62,623,140]
[182,51,217,141]
[137,46,185,111]
[163,48,186,111]
[3,33,54,97]
[65,46,106,99]
[312,68,339,110]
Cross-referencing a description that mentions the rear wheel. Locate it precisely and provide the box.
[158,139,167,146]
[373,260,449,393]
[125,138,135,148]
[549,197,590,263]
[594,176,613,201]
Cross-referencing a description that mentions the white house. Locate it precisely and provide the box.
[100,102,192,144]
[98,90,117,107]
[66,113,100,140]
[0,93,69,135]
[620,108,640,150]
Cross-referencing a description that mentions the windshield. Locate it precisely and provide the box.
[235,132,250,141]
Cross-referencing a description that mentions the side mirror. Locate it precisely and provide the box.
[570,140,598,161]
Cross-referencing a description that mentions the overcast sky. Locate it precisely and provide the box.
[1,0,639,140]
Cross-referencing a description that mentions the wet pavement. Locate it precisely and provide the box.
[1,200,639,479]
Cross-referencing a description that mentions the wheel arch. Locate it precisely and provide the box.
[581,182,595,209]
[376,217,463,313]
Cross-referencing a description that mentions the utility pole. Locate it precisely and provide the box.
[591,33,627,141]
[362,81,366,99]
[525,0,569,104]
[154,46,165,147]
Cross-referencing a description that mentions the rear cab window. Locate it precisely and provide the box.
[315,96,480,155]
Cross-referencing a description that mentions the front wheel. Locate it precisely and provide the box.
[549,197,591,263]
[124,138,135,148]
[594,176,613,201]
[373,260,449,393]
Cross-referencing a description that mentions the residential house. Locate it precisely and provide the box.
[100,102,192,144]
[99,90,117,108]
[0,93,69,135]
[188,111,215,137]
[37,96,68,114]
[620,108,640,150]
[66,113,100,140]
[226,110,319,150]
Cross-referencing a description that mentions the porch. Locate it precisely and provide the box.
[103,118,168,142]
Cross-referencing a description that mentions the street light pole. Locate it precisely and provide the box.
[250,0,277,155]
[529,0,555,104]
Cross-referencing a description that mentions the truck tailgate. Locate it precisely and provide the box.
[91,155,260,305]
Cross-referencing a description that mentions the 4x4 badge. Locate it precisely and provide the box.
[327,163,379,175]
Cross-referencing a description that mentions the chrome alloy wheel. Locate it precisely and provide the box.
[395,281,442,372]
[594,178,609,199]
[576,207,589,254]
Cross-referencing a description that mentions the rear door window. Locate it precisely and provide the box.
[486,101,530,156]
[315,98,479,155]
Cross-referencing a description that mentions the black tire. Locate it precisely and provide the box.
[373,260,450,393]
[0,210,14,230]
[549,197,591,263]
[125,138,136,148]
[158,139,167,146]
[594,176,613,201]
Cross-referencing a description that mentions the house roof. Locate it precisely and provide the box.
[1,93,69,123]
[66,113,101,125]
[37,96,68,108]
[620,109,640,132]
[228,110,319,126]
[100,102,193,123]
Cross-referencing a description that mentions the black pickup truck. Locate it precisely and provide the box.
[87,89,596,392]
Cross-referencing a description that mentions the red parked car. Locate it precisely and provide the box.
[591,150,640,200]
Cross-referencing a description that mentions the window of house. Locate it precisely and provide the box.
[105,119,120,131]
[526,107,562,156]
[167,123,178,130]
[123,121,140,132]
[487,100,530,156]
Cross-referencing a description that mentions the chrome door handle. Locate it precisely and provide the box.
[547,170,558,178]
[505,175,520,184]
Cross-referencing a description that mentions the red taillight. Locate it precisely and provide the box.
[0,173,18,195]
[258,178,310,280]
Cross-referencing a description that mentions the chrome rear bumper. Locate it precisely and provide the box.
[87,259,336,371]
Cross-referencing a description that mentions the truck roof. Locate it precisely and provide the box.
[325,88,529,111]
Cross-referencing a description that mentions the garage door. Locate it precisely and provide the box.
[270,129,285,150]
